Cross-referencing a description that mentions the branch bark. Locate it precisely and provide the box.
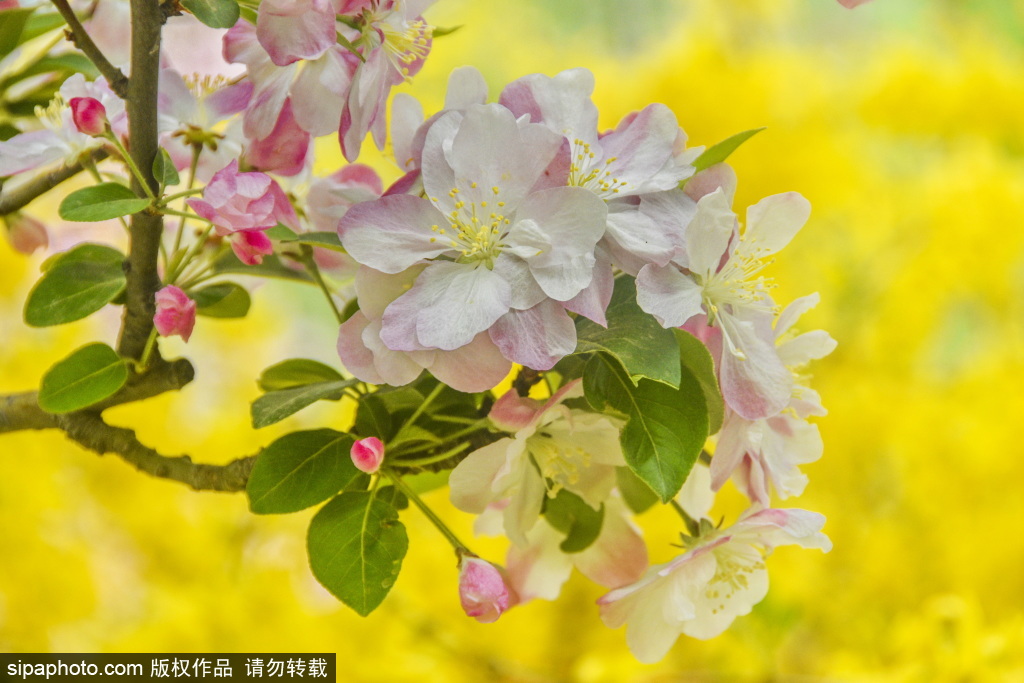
[117,0,165,360]
[49,0,129,98]
[0,149,108,215]
[58,412,257,492]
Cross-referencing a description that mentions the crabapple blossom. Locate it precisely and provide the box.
[457,555,512,623]
[448,381,625,545]
[339,0,435,160]
[0,75,124,177]
[350,437,385,473]
[339,103,606,364]
[153,286,197,342]
[337,266,511,392]
[711,294,838,504]
[475,496,648,603]
[598,507,831,662]
[637,188,811,419]
[187,160,298,265]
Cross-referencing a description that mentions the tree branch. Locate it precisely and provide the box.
[117,0,165,360]
[0,149,108,216]
[58,411,257,492]
[0,357,193,435]
[49,0,129,98]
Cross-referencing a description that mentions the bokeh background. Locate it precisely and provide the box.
[3,0,1024,679]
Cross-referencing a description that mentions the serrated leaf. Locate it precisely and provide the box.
[284,231,345,252]
[153,149,180,187]
[246,429,361,514]
[675,329,725,434]
[691,127,766,173]
[25,247,126,327]
[583,354,707,502]
[212,251,313,282]
[575,276,681,386]
[190,282,251,318]
[181,0,239,28]
[307,491,408,616]
[258,359,344,392]
[38,343,128,414]
[544,489,604,553]
[0,8,34,57]
[59,183,151,222]
[252,379,358,428]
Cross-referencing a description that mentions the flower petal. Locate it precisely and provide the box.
[338,194,450,273]
[636,263,704,328]
[489,299,577,371]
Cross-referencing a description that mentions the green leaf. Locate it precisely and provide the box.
[2,54,98,86]
[19,11,63,42]
[575,276,681,386]
[616,466,660,514]
[252,379,358,429]
[212,251,313,282]
[38,343,128,414]
[258,359,344,392]
[40,243,124,272]
[284,231,345,252]
[583,354,708,503]
[353,394,394,441]
[247,429,362,514]
[153,149,180,187]
[675,329,725,434]
[403,470,449,495]
[307,491,408,616]
[238,4,257,25]
[25,247,126,327]
[0,8,34,57]
[59,183,151,222]
[265,224,299,241]
[389,425,441,450]
[691,127,766,173]
[189,282,251,318]
[544,490,604,553]
[181,0,240,28]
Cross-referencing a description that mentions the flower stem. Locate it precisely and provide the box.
[670,499,701,537]
[135,327,159,371]
[301,246,343,324]
[107,133,155,199]
[394,441,469,468]
[385,470,469,553]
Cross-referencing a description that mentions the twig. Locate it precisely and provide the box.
[58,411,257,492]
[48,0,129,98]
[0,149,108,215]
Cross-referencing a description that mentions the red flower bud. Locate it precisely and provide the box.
[69,97,108,137]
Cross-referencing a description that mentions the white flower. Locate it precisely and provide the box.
[448,381,625,545]
[598,507,831,663]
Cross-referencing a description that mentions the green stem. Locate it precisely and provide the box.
[670,499,700,536]
[391,419,489,458]
[165,224,214,284]
[301,247,343,324]
[136,327,159,370]
[385,470,469,552]
[160,187,204,204]
[171,146,202,257]
[108,133,155,199]
[394,442,469,468]
[158,207,211,223]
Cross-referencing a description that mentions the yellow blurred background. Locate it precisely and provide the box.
[3,0,1024,679]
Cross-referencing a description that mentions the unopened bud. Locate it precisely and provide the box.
[4,213,48,255]
[153,285,197,342]
[69,97,108,137]
[350,437,384,474]
[458,555,511,623]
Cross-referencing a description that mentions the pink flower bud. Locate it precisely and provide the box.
[350,437,384,474]
[458,556,511,623]
[153,285,197,342]
[5,213,48,255]
[231,229,273,266]
[69,97,108,137]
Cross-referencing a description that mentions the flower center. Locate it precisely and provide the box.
[529,429,592,496]
[361,9,432,78]
[35,95,66,132]
[567,138,627,198]
[705,548,766,615]
[429,185,511,268]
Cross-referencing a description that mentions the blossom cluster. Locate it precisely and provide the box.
[0,0,852,664]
